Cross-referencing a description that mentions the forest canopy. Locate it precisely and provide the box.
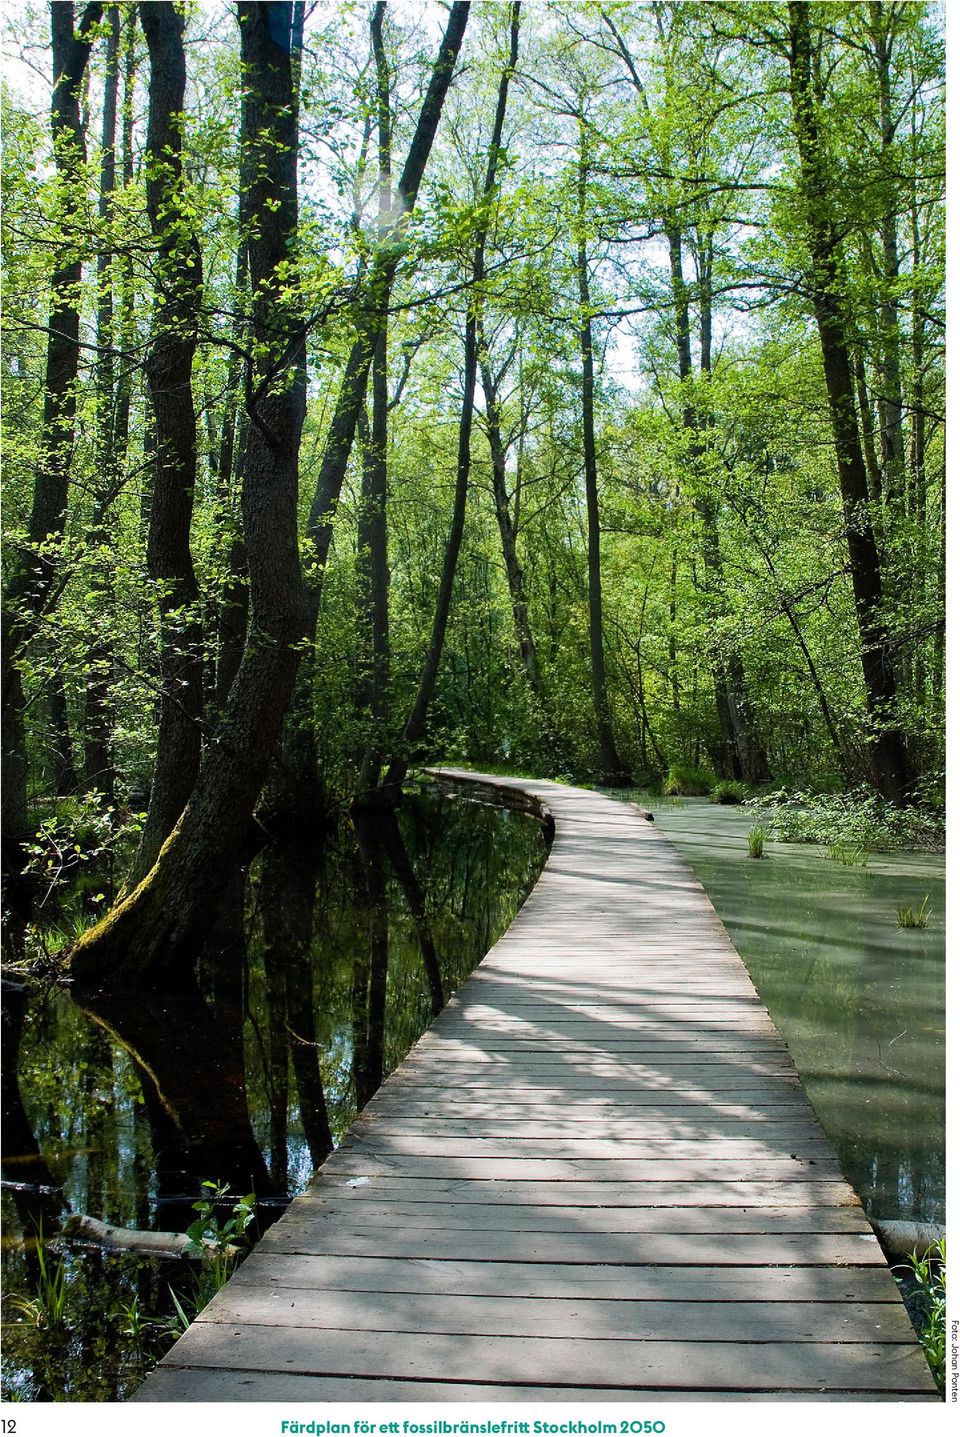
[0,1,945,982]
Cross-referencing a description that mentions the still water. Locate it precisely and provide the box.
[0,790,547,1401]
[637,796,945,1228]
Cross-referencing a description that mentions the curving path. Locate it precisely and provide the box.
[134,771,937,1402]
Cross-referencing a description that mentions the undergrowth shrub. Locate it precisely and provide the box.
[710,779,748,805]
[895,1239,946,1394]
[745,787,944,853]
[663,764,716,797]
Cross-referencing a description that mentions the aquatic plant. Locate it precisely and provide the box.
[8,1235,68,1331]
[167,1181,257,1330]
[826,837,869,866]
[165,1286,194,1339]
[184,1180,255,1296]
[896,894,930,929]
[895,1238,945,1394]
[747,825,766,858]
[110,1295,167,1353]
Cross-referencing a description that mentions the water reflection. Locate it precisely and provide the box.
[75,990,275,1227]
[1,791,546,1400]
[643,797,945,1225]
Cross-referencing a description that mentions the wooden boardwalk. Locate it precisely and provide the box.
[134,771,936,1402]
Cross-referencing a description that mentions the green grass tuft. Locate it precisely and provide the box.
[896,894,930,928]
[826,837,869,866]
[8,1231,68,1331]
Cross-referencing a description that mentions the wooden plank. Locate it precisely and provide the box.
[157,1322,935,1393]
[399,1051,794,1069]
[360,1106,819,1127]
[321,1152,845,1181]
[199,1287,920,1345]
[441,987,766,998]
[444,1000,772,1014]
[337,1138,839,1161]
[324,1155,839,1178]
[380,1093,799,1111]
[305,1176,863,1207]
[372,1072,806,1094]
[227,1252,902,1302]
[132,1369,937,1403]
[377,1073,799,1094]
[255,1224,884,1266]
[436,1006,768,1018]
[424,1018,784,1032]
[353,1126,830,1148]
[393,1055,796,1071]
[269,1199,873,1233]
[355,1105,826,1127]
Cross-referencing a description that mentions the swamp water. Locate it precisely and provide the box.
[0,791,546,1401]
[637,795,945,1229]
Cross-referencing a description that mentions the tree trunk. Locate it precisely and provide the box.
[473,13,554,748]
[258,842,333,1168]
[355,2,392,799]
[1,1,102,889]
[668,543,680,717]
[908,168,928,718]
[76,988,273,1209]
[303,2,470,581]
[129,1,204,882]
[577,131,627,785]
[214,234,250,712]
[69,2,309,986]
[853,344,884,505]
[731,505,852,779]
[354,399,391,795]
[478,319,557,747]
[49,669,80,793]
[111,5,138,458]
[380,314,477,796]
[285,1,469,809]
[607,8,771,787]
[380,4,518,796]
[787,1,913,802]
[695,231,769,783]
[380,811,444,1016]
[870,12,907,516]
[353,817,389,1108]
[84,4,122,804]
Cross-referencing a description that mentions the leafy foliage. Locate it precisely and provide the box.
[896,1240,946,1393]
[747,789,944,853]
[663,764,717,797]
[710,780,749,805]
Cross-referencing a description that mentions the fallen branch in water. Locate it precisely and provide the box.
[60,1213,241,1260]
[870,1217,943,1261]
